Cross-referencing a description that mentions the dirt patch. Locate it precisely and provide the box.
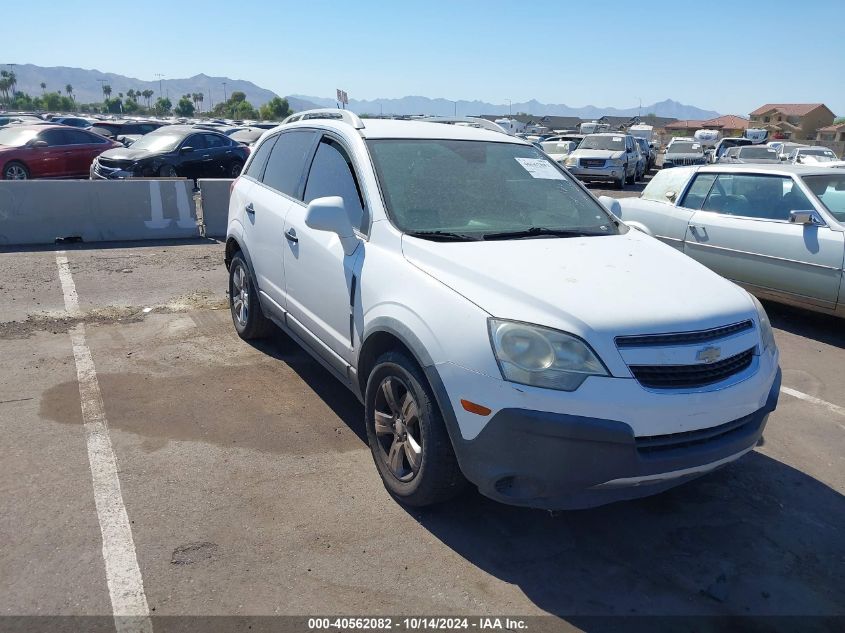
[171,542,219,565]
[0,292,227,339]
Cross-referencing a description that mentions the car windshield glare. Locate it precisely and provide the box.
[739,147,778,159]
[367,139,618,237]
[668,143,703,154]
[0,128,40,147]
[578,135,625,151]
[129,133,184,152]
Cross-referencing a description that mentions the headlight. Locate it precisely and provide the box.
[749,295,776,353]
[488,319,608,391]
[608,158,623,166]
[565,156,578,167]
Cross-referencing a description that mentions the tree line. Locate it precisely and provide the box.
[1,71,292,121]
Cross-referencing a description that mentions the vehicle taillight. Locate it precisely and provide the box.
[230,177,239,194]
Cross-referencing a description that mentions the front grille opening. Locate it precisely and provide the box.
[630,347,755,390]
[616,320,754,348]
[636,413,759,455]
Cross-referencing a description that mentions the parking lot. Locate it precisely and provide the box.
[1,227,843,630]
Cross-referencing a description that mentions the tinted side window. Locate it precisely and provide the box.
[679,173,717,210]
[303,138,366,232]
[64,129,97,145]
[262,130,317,198]
[244,134,278,180]
[40,129,70,146]
[204,134,226,149]
[184,134,207,150]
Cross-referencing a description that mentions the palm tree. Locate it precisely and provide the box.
[0,77,8,105]
[103,84,112,100]
[40,82,47,94]
[127,89,135,102]
[142,89,154,108]
[65,84,73,100]
[197,92,204,113]
[8,71,16,94]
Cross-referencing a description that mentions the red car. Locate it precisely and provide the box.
[0,124,121,180]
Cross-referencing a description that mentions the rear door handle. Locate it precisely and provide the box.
[285,228,298,243]
[245,203,255,215]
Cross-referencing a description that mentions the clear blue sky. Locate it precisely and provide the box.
[6,0,844,115]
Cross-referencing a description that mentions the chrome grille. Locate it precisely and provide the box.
[580,158,605,168]
[629,348,755,390]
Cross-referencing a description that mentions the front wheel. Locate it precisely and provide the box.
[3,161,29,180]
[158,164,178,177]
[626,164,636,185]
[365,351,467,507]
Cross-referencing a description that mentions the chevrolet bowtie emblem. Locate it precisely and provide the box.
[696,346,722,364]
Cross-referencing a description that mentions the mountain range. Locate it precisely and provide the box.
[9,65,722,120]
[290,95,722,120]
[9,64,279,108]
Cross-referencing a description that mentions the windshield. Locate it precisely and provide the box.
[541,140,575,154]
[803,174,845,222]
[128,132,184,152]
[668,142,703,154]
[800,149,837,160]
[367,139,618,238]
[578,135,625,151]
[739,147,779,159]
[0,127,40,147]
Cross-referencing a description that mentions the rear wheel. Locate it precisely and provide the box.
[229,161,243,178]
[228,252,274,340]
[3,161,29,180]
[158,164,178,177]
[365,351,467,507]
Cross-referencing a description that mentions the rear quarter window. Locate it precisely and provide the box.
[641,169,692,204]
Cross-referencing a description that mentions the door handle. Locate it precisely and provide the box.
[689,224,707,239]
[202,154,211,159]
[245,203,255,215]
[285,228,299,243]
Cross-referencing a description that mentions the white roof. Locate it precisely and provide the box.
[698,163,839,177]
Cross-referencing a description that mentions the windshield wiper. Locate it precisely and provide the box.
[404,230,481,242]
[481,227,598,240]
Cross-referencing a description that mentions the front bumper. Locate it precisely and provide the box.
[425,360,781,510]
[567,164,623,182]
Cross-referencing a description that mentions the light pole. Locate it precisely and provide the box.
[506,99,512,116]
[222,82,228,103]
[155,73,164,99]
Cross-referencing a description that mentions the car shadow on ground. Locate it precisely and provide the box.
[765,300,845,350]
[249,328,843,625]
[405,453,844,626]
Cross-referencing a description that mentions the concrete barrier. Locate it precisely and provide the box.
[0,179,198,246]
[197,179,234,238]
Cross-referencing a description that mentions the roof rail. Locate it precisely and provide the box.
[281,108,365,130]
[418,116,508,135]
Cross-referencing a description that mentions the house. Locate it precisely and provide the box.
[664,115,750,138]
[816,123,845,142]
[749,104,835,141]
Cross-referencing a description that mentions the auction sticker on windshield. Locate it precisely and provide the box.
[514,157,565,180]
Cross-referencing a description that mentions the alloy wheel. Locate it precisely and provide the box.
[5,165,27,180]
[373,376,423,482]
[231,263,249,327]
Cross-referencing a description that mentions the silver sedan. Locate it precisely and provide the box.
[601,164,845,317]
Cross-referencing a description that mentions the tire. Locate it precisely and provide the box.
[228,252,274,340]
[626,164,636,185]
[229,161,243,178]
[616,175,625,190]
[3,161,29,180]
[365,351,467,507]
[158,164,178,177]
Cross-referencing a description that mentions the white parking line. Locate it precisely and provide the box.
[55,253,152,633]
[781,386,845,429]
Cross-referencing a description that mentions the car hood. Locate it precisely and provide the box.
[98,147,161,161]
[570,149,623,160]
[401,229,755,342]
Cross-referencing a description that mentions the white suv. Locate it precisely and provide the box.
[225,109,781,510]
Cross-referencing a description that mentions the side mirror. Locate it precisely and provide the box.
[665,190,677,202]
[180,146,194,154]
[789,210,825,226]
[598,195,622,216]
[305,196,359,255]
[28,139,48,148]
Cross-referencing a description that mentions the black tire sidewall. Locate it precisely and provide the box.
[365,354,442,501]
